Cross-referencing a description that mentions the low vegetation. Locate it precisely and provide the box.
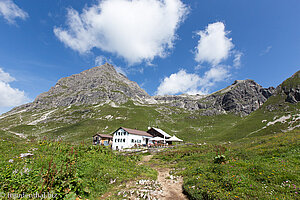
[152,129,300,199]
[0,128,299,199]
[0,138,156,199]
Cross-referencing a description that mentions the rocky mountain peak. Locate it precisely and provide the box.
[154,79,275,116]
[14,63,151,112]
[233,79,254,85]
[214,79,275,115]
[8,65,297,117]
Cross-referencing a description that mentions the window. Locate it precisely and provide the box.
[123,139,125,142]
[115,139,117,142]
[131,139,134,143]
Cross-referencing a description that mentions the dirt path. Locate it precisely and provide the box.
[156,167,187,200]
[142,154,187,199]
[105,154,187,199]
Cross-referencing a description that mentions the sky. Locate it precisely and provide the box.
[0,0,299,114]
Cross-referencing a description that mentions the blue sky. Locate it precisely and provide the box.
[0,0,299,114]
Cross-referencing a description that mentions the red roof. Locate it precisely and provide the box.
[94,133,113,138]
[121,127,152,137]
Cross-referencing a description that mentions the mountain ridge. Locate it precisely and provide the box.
[0,65,298,143]
[7,64,276,116]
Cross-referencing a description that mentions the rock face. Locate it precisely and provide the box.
[154,94,207,111]
[9,64,282,116]
[155,79,275,116]
[14,63,151,111]
[277,70,300,103]
[213,80,275,115]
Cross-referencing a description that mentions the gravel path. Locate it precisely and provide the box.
[105,154,188,199]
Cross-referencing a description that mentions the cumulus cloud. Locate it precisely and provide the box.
[195,22,234,66]
[0,68,15,82]
[54,0,188,65]
[0,68,28,107]
[0,0,28,24]
[157,22,241,95]
[156,69,201,95]
[201,66,231,88]
[156,66,230,95]
[156,22,241,96]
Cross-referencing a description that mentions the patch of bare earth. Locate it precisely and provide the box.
[105,154,187,200]
[156,168,187,200]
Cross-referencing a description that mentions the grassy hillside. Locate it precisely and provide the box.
[0,97,298,144]
[0,139,156,199]
[0,101,243,143]
[208,92,300,142]
[0,70,299,144]
[280,70,300,91]
[151,129,300,199]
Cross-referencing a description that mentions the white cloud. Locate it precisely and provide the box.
[156,66,230,95]
[0,0,28,24]
[195,22,234,66]
[201,66,230,88]
[54,0,188,65]
[0,68,15,82]
[0,68,28,107]
[233,51,243,68]
[156,69,201,95]
[161,21,240,96]
[260,45,272,56]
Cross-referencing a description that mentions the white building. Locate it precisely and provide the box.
[112,127,153,150]
[147,127,171,139]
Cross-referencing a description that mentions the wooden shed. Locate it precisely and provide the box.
[93,133,113,146]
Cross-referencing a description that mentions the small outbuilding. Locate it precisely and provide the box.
[93,133,113,146]
[147,127,171,139]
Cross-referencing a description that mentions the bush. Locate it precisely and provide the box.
[213,155,226,164]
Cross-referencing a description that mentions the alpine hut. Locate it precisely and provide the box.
[112,127,153,150]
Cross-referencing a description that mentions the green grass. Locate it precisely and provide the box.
[281,70,300,91]
[2,98,298,144]
[211,93,300,142]
[151,129,300,199]
[0,139,156,199]
[0,100,245,143]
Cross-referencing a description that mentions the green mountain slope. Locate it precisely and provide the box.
[211,71,300,141]
[0,101,241,143]
[0,69,299,143]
